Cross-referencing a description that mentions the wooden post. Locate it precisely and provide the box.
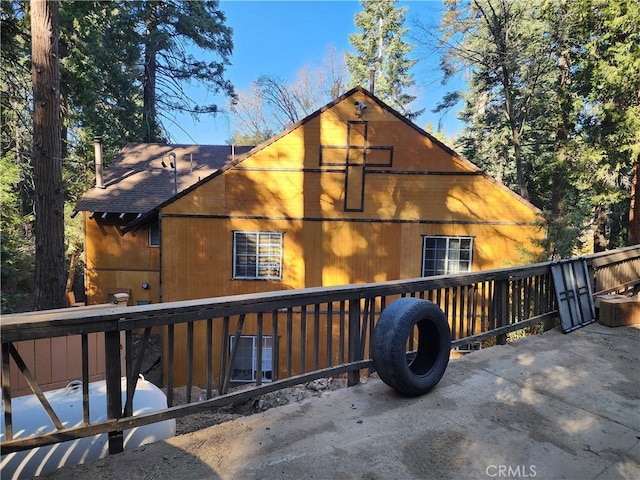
[629,155,639,245]
[495,279,509,345]
[271,310,279,382]
[2,344,12,440]
[348,298,361,386]
[256,312,263,385]
[186,321,193,403]
[206,318,213,398]
[104,330,123,454]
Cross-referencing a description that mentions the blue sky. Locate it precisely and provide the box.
[168,0,465,145]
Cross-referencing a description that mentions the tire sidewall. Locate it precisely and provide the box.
[372,297,451,396]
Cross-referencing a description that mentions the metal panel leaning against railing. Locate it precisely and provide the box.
[1,245,639,458]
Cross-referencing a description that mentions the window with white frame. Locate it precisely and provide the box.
[229,335,273,382]
[422,236,473,276]
[233,231,283,280]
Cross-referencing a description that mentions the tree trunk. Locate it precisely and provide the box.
[629,156,640,245]
[142,8,158,143]
[551,49,572,217]
[500,65,529,201]
[142,45,157,142]
[477,0,530,201]
[66,247,80,293]
[31,0,65,310]
[593,206,608,253]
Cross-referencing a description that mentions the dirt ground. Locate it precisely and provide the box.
[168,375,350,436]
[129,333,350,435]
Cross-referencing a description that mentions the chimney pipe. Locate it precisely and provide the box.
[94,136,105,189]
[369,66,376,95]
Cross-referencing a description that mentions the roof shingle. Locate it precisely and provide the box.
[74,143,253,215]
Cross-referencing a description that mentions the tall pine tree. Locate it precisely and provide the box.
[569,0,640,251]
[134,0,236,142]
[31,0,66,309]
[346,0,421,118]
[59,1,144,198]
[427,0,639,256]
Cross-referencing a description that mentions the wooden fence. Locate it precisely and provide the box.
[1,245,639,456]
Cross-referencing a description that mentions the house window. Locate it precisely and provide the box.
[422,236,473,276]
[229,335,273,383]
[233,231,283,280]
[149,223,160,247]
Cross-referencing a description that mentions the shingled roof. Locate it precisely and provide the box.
[74,143,253,217]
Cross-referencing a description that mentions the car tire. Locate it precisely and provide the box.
[371,297,451,395]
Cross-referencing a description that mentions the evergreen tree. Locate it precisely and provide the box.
[345,0,421,118]
[1,1,239,311]
[1,1,36,311]
[435,0,589,257]
[568,0,640,250]
[31,0,66,309]
[429,0,639,256]
[438,0,557,202]
[59,1,144,199]
[134,0,236,142]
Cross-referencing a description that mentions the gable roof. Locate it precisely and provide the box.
[119,87,464,232]
[76,86,540,232]
[73,143,253,217]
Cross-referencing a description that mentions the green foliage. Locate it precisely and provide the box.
[1,0,238,308]
[571,0,640,250]
[1,1,35,312]
[64,203,84,257]
[423,122,457,146]
[133,0,235,142]
[430,0,640,256]
[56,0,236,173]
[346,0,421,118]
[58,1,143,201]
[0,151,35,306]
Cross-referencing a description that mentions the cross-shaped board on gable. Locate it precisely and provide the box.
[319,121,394,212]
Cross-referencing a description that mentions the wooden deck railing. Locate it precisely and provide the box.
[2,245,639,456]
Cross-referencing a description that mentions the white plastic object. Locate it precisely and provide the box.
[1,377,175,479]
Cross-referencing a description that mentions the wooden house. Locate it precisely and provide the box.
[74,86,543,385]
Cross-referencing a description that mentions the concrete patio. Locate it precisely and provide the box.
[39,322,640,480]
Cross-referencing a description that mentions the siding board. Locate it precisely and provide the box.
[82,89,543,387]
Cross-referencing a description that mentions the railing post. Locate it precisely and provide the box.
[2,343,12,441]
[347,298,361,386]
[495,278,509,345]
[104,329,123,454]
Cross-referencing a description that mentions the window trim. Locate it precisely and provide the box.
[421,235,474,277]
[233,231,283,280]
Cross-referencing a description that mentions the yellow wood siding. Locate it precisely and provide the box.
[155,91,542,385]
[83,89,544,387]
[161,217,540,301]
[84,213,160,305]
